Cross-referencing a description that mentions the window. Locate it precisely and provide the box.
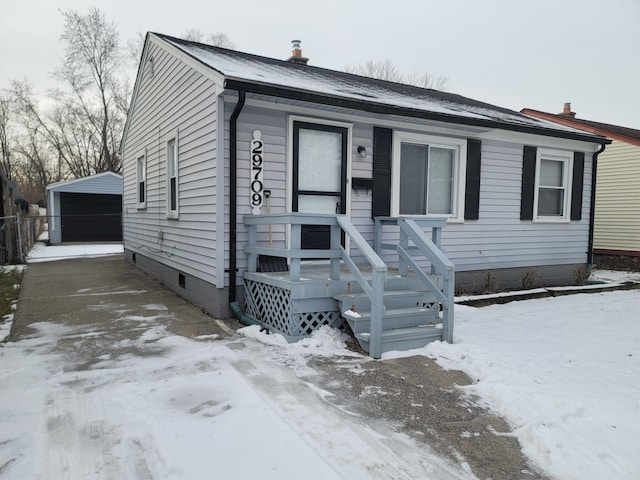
[136,150,146,209]
[166,133,179,218]
[391,132,466,220]
[534,149,572,221]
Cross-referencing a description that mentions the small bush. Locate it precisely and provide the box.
[521,268,537,290]
[573,265,590,286]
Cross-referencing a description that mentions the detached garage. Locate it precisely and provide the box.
[46,172,123,244]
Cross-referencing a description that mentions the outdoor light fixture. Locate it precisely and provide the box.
[357,145,367,158]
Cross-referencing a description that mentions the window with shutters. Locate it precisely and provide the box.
[534,149,572,222]
[391,131,467,221]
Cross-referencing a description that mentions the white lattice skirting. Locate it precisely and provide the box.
[244,279,344,339]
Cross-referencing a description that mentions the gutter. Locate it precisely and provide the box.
[227,89,267,330]
[588,143,608,266]
[228,90,246,304]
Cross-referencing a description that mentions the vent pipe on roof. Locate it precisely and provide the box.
[560,102,576,118]
[287,39,309,65]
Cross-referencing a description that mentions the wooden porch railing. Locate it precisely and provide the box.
[244,213,389,356]
[374,216,455,343]
[244,213,454,356]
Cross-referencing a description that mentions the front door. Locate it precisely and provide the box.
[292,121,348,250]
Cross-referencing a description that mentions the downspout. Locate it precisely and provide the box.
[229,90,245,305]
[587,143,607,266]
[227,90,264,329]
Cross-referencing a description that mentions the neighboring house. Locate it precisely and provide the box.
[522,104,639,267]
[46,172,123,244]
[121,33,607,356]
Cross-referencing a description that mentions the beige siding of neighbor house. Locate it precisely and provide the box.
[593,139,640,253]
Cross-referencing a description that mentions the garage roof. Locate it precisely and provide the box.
[46,172,123,195]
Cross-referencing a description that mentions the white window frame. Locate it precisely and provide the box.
[533,148,572,223]
[136,148,147,209]
[391,131,467,222]
[166,130,179,219]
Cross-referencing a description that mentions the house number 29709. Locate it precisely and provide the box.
[250,130,264,214]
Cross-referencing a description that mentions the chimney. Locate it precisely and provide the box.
[559,102,576,118]
[287,39,309,65]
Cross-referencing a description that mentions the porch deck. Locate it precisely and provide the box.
[242,213,455,358]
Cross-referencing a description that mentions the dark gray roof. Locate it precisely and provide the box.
[155,33,607,144]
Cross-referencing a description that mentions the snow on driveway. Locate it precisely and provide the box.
[2,253,639,479]
[0,321,471,480]
[27,242,123,262]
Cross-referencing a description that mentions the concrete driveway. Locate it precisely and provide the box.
[7,254,547,479]
[11,254,231,348]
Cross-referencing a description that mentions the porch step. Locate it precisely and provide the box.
[334,290,437,312]
[342,306,439,334]
[335,288,443,355]
[355,326,442,354]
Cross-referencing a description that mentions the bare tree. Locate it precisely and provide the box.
[0,92,16,180]
[12,123,55,204]
[345,58,448,91]
[126,31,147,67]
[5,82,58,203]
[54,7,129,174]
[10,80,66,181]
[127,29,235,66]
[182,29,235,49]
[406,71,449,91]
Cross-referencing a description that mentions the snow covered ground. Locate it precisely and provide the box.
[419,289,640,480]
[1,245,639,479]
[27,242,123,262]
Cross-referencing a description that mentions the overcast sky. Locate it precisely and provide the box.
[2,0,639,128]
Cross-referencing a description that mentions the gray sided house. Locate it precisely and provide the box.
[121,33,607,357]
[46,172,123,244]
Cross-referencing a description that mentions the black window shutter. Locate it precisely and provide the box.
[520,146,537,220]
[464,139,482,220]
[571,151,585,221]
[372,127,392,218]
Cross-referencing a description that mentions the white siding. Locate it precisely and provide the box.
[124,43,598,291]
[122,42,219,285]
[225,104,288,285]
[230,104,595,279]
[443,139,593,271]
[593,140,640,253]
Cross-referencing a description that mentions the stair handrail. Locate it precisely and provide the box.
[374,216,454,344]
[397,217,455,343]
[335,215,387,359]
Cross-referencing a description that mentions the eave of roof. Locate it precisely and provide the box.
[521,108,640,147]
[225,78,609,144]
[153,33,608,146]
[46,171,122,192]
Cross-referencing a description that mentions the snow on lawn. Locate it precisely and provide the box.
[0,265,26,343]
[590,268,640,284]
[385,289,640,480]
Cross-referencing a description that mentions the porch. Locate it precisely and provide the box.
[242,213,455,358]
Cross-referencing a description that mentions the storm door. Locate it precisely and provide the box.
[292,121,348,250]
